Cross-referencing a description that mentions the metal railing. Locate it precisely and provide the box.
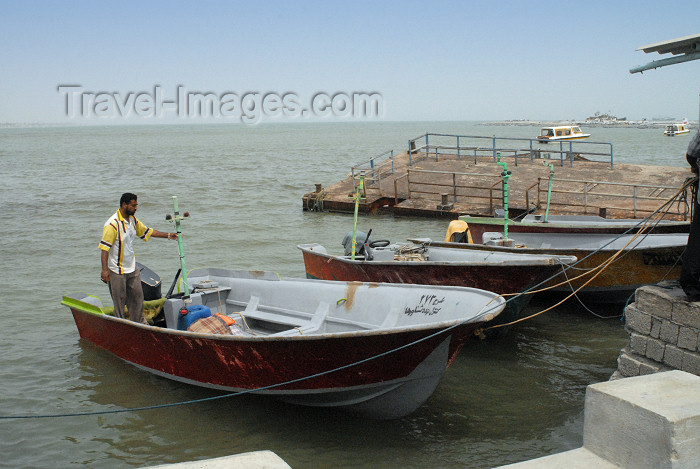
[351,150,395,190]
[408,133,615,168]
[525,177,690,219]
[394,169,505,211]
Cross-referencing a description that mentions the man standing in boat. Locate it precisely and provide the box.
[99,193,177,323]
[680,131,700,301]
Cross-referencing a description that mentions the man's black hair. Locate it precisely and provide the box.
[120,193,138,206]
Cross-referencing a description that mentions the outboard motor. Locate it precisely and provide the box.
[137,262,162,301]
[342,230,373,258]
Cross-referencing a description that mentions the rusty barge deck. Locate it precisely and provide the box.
[302,147,692,220]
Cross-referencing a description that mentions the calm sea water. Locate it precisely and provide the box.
[0,121,692,468]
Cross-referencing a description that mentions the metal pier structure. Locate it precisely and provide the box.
[303,132,691,220]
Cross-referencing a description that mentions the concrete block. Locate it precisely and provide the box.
[583,371,700,469]
[646,337,665,362]
[656,279,680,289]
[639,361,663,375]
[629,332,648,356]
[624,305,651,335]
[495,447,620,468]
[145,451,292,469]
[663,344,684,370]
[678,327,699,351]
[617,350,640,378]
[635,286,672,319]
[672,302,700,329]
[659,320,680,343]
[657,282,692,308]
[650,317,662,338]
[683,351,700,375]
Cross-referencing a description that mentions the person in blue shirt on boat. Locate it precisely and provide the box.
[680,131,700,302]
[99,193,177,323]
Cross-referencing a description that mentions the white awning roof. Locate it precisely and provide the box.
[630,33,700,73]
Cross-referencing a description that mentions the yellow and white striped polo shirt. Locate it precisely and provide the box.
[99,210,153,274]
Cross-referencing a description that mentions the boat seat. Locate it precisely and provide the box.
[240,296,299,327]
[229,295,329,334]
[272,302,329,336]
[245,295,260,313]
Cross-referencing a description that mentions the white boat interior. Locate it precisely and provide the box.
[519,214,687,227]
[478,232,688,251]
[148,269,506,337]
[299,242,575,266]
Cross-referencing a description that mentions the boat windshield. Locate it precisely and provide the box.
[573,127,582,133]
[540,128,554,137]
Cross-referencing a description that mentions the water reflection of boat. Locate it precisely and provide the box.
[664,119,690,136]
[536,125,590,143]
[62,268,505,419]
[298,237,576,338]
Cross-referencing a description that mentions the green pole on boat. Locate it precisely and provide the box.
[544,161,554,222]
[350,174,365,260]
[496,152,511,241]
[167,195,190,297]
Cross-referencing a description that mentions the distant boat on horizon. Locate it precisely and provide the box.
[536,125,590,143]
[664,119,690,137]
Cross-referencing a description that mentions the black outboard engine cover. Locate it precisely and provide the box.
[342,231,372,257]
[137,262,162,301]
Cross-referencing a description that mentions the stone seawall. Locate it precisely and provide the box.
[613,281,700,379]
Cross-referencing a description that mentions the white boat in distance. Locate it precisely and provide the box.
[537,125,591,143]
[664,119,690,136]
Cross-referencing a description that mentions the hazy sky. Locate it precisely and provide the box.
[1,0,699,124]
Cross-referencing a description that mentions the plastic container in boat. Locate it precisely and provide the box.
[178,305,211,330]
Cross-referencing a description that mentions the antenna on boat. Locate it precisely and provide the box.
[496,153,511,240]
[349,173,366,260]
[544,161,555,222]
[165,196,190,297]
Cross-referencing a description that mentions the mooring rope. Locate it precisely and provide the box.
[479,176,696,332]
